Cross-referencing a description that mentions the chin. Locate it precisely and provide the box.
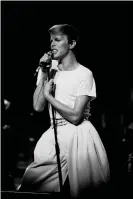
[52,54,59,60]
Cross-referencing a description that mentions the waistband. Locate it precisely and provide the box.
[50,118,68,128]
[50,117,88,128]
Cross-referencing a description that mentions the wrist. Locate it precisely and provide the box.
[44,91,51,100]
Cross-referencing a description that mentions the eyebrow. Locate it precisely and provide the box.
[50,35,63,41]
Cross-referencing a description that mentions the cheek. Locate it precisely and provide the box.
[61,43,69,52]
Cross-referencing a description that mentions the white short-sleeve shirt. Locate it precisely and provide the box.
[36,61,96,120]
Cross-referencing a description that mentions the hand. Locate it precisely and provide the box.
[39,52,52,65]
[44,79,54,98]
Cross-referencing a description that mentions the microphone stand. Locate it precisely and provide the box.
[47,65,63,194]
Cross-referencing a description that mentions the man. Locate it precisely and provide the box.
[18,24,109,198]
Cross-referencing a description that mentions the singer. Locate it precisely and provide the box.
[18,24,110,198]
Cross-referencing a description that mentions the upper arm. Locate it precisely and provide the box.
[76,71,96,100]
[74,95,91,119]
[73,70,96,122]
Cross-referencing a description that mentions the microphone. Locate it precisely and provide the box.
[39,51,52,70]
[34,51,52,76]
[50,69,56,97]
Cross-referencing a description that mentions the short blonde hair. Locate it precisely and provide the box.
[48,24,79,44]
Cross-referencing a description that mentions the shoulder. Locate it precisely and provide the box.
[78,64,93,78]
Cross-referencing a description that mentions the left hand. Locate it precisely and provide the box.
[44,79,54,98]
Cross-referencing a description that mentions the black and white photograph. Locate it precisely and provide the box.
[1,1,132,199]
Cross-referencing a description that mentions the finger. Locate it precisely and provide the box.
[47,51,52,57]
[40,53,49,63]
[44,80,48,85]
[49,79,54,84]
[50,78,54,81]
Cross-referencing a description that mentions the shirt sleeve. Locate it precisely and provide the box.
[76,71,96,100]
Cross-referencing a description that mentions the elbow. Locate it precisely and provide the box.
[71,115,81,125]
[33,103,44,112]
[33,106,42,112]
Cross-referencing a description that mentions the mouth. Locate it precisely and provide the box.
[52,49,58,54]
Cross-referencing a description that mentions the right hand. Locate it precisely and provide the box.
[39,51,52,64]
[39,52,52,73]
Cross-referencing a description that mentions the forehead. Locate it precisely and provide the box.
[50,32,68,39]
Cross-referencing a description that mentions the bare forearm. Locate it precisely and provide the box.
[33,73,47,111]
[43,79,90,124]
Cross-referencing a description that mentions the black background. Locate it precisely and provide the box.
[1,0,132,193]
[2,1,131,133]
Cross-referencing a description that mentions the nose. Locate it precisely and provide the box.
[51,40,56,47]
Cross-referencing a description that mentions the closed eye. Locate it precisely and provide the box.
[55,38,61,41]
[50,37,62,43]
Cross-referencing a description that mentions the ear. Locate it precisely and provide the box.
[69,40,76,50]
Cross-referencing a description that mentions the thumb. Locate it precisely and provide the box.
[49,79,54,84]
[44,79,48,85]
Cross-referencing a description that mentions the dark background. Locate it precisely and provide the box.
[2,0,131,139]
[1,0,132,193]
[2,1,130,108]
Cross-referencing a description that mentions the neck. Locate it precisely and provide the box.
[58,51,78,71]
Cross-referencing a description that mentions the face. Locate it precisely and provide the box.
[50,32,70,60]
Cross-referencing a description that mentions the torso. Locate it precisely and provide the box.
[49,64,92,120]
